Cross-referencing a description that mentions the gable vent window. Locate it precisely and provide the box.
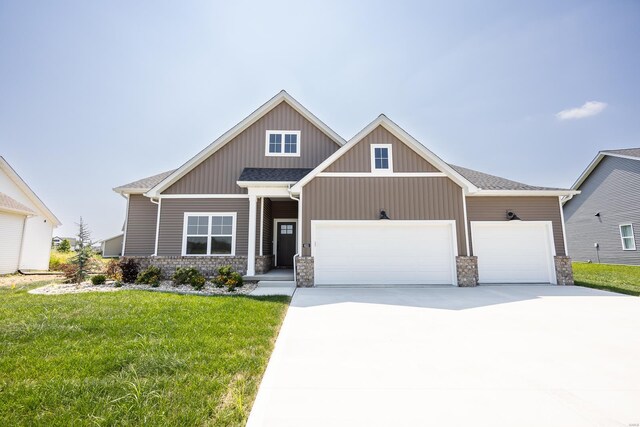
[620,224,636,251]
[371,144,393,173]
[266,131,301,157]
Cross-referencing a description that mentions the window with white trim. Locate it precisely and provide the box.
[619,224,636,250]
[266,131,300,156]
[370,144,393,173]
[183,213,235,255]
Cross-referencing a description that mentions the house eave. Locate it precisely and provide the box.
[469,190,580,197]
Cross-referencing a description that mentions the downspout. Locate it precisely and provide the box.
[120,193,130,257]
[288,186,301,283]
[16,215,29,272]
[150,197,160,256]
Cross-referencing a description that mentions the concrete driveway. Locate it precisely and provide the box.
[248,285,640,427]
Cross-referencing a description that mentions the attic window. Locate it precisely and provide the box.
[266,131,300,157]
[371,144,393,173]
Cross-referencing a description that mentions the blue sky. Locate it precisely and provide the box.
[1,0,639,239]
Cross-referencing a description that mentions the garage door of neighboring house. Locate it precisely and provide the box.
[0,212,25,274]
[312,221,458,286]
[471,221,556,284]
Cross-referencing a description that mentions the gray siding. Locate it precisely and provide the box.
[102,235,123,257]
[261,198,273,256]
[157,198,249,256]
[301,176,466,257]
[164,101,340,194]
[564,156,640,264]
[325,125,439,173]
[466,196,565,256]
[272,200,297,218]
[124,194,158,256]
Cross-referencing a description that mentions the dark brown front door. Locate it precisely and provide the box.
[276,222,296,267]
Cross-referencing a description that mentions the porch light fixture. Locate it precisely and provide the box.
[379,210,390,220]
[594,212,600,217]
[506,211,520,221]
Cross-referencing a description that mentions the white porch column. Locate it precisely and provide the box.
[247,194,257,276]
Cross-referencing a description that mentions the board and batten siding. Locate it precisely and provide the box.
[325,125,440,173]
[164,102,340,195]
[261,198,273,256]
[563,156,640,264]
[157,198,249,256]
[301,176,466,257]
[466,196,565,256]
[124,194,158,256]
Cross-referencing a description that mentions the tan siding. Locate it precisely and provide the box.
[272,200,297,218]
[301,177,466,256]
[326,125,439,173]
[165,102,340,194]
[466,196,565,256]
[157,198,249,256]
[124,195,158,256]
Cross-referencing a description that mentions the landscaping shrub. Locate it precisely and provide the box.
[213,265,244,292]
[172,267,206,290]
[60,263,80,283]
[136,266,162,287]
[49,251,71,271]
[91,274,107,285]
[105,259,121,280]
[57,239,71,252]
[118,259,140,284]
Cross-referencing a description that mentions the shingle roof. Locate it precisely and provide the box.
[114,170,176,192]
[601,148,640,159]
[0,192,35,215]
[448,164,565,191]
[238,168,313,182]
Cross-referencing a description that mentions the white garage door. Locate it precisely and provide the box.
[0,212,25,274]
[471,221,556,284]
[313,221,457,286]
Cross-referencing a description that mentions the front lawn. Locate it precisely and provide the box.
[0,281,289,426]
[573,262,640,296]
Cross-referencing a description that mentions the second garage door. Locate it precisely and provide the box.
[312,221,457,286]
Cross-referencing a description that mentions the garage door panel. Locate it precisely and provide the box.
[313,221,456,286]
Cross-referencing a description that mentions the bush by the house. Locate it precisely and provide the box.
[105,259,121,280]
[91,274,107,285]
[213,265,244,292]
[60,263,79,283]
[118,258,140,284]
[136,266,162,287]
[172,267,206,290]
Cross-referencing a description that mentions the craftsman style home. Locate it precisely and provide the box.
[114,91,577,286]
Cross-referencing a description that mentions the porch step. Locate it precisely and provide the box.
[256,280,296,288]
[243,270,294,282]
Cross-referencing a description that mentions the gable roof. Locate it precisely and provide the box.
[238,167,313,182]
[449,165,564,191]
[0,191,36,216]
[113,169,176,194]
[0,156,61,226]
[144,91,346,197]
[568,147,640,196]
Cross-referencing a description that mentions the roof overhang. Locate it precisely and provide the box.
[0,205,35,216]
[112,187,146,195]
[236,181,294,197]
[290,114,479,194]
[469,190,581,197]
[145,91,346,198]
[0,157,61,226]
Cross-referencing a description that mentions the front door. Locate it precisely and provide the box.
[276,222,296,267]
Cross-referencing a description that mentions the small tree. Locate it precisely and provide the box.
[57,239,71,253]
[69,217,94,284]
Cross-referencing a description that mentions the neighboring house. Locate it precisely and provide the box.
[563,148,640,265]
[97,234,124,258]
[52,236,77,248]
[113,91,577,286]
[0,156,61,274]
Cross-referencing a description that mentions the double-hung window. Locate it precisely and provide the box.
[370,144,393,173]
[266,131,300,156]
[619,224,636,250]
[183,213,236,256]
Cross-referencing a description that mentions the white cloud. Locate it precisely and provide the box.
[556,101,607,120]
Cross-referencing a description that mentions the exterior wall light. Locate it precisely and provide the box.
[380,210,390,220]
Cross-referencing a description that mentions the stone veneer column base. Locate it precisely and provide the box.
[456,256,478,287]
[255,255,273,275]
[295,256,314,287]
[554,256,574,285]
[122,256,248,278]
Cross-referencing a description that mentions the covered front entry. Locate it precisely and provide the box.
[471,221,556,284]
[312,220,458,286]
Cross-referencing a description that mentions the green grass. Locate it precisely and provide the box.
[573,262,640,296]
[0,281,289,426]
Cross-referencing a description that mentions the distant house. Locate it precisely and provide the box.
[563,148,640,265]
[0,156,61,274]
[52,236,77,249]
[97,234,124,258]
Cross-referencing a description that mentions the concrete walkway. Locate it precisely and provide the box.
[248,285,640,427]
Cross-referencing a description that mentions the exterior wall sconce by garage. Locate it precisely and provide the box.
[506,211,521,221]
[594,212,600,217]
[380,210,390,220]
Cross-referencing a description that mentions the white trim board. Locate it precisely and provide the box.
[316,172,447,178]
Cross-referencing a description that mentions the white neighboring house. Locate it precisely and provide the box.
[0,156,61,274]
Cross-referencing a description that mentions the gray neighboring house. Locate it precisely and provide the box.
[97,234,124,258]
[563,148,640,265]
[113,91,578,287]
